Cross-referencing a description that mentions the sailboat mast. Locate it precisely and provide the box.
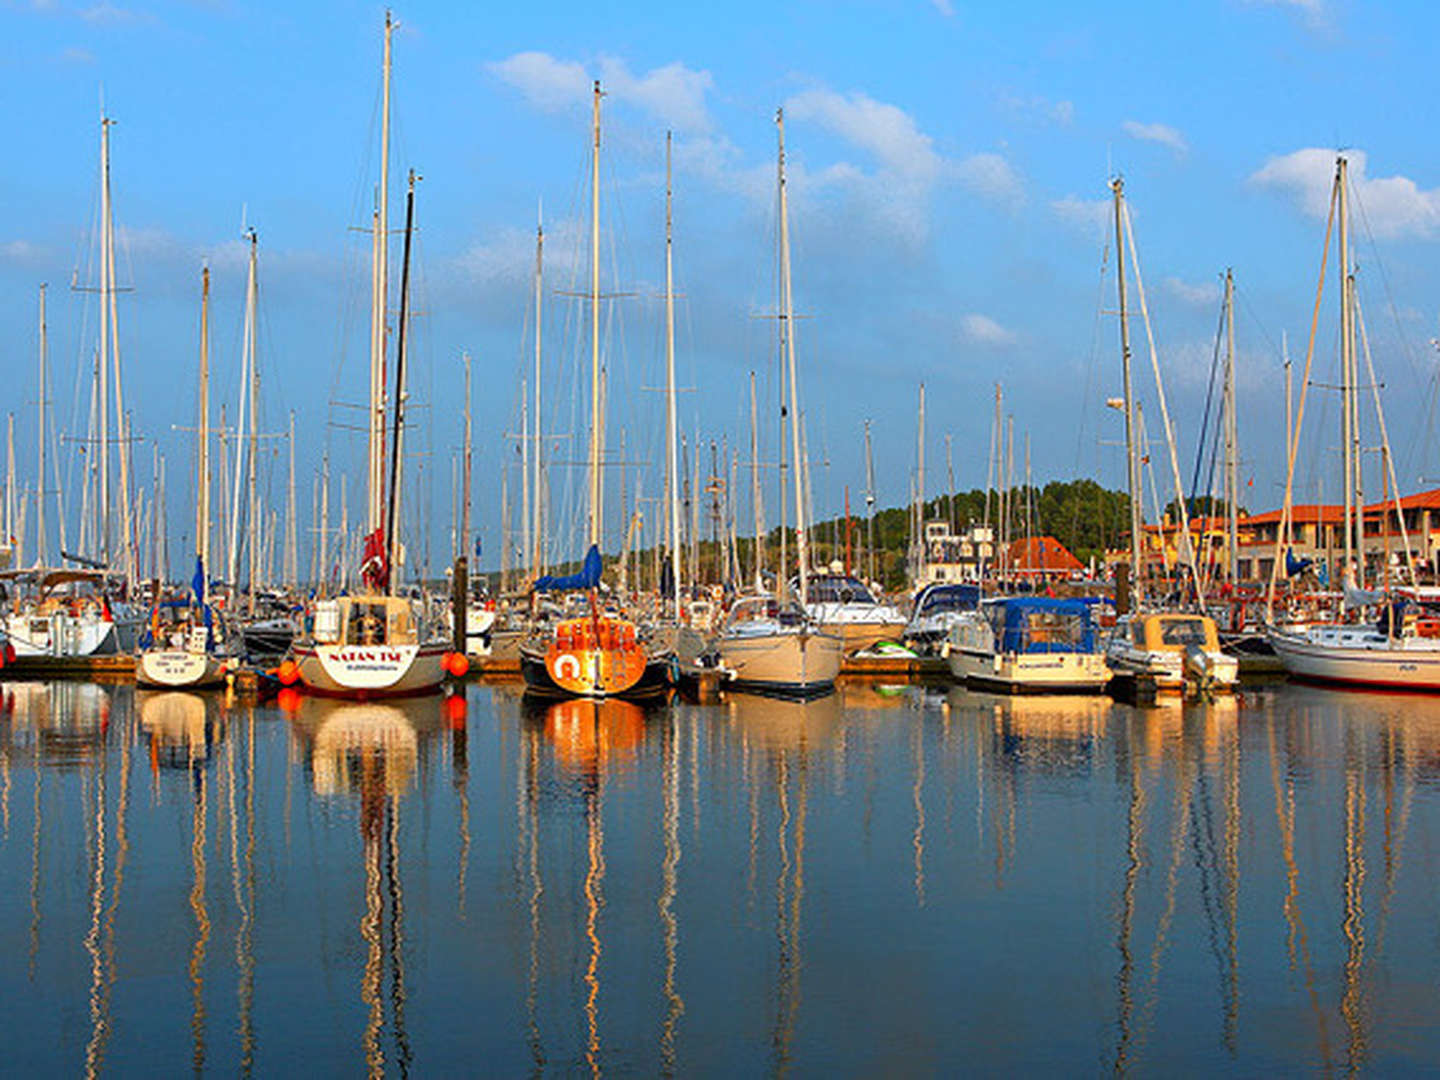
[98,114,113,571]
[1224,268,1239,587]
[368,10,395,537]
[286,409,297,587]
[532,211,544,576]
[197,266,210,574]
[777,108,808,605]
[248,235,261,612]
[915,381,925,583]
[587,81,606,551]
[462,351,472,569]
[385,170,416,595]
[229,233,253,591]
[864,419,875,584]
[36,284,47,566]
[750,371,762,591]
[1337,156,1356,591]
[665,132,682,618]
[1111,178,1144,603]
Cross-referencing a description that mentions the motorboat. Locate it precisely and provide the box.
[1105,611,1238,693]
[947,596,1110,694]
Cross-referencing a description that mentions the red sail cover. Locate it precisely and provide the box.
[361,527,389,591]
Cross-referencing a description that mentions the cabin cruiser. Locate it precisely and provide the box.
[905,582,981,655]
[800,572,907,655]
[717,595,843,697]
[1105,612,1238,693]
[947,596,1110,693]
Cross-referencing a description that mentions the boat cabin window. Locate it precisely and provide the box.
[807,577,877,605]
[1158,618,1209,647]
[348,602,390,645]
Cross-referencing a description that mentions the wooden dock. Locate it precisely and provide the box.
[1,654,135,681]
[840,654,950,681]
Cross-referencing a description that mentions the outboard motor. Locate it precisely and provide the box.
[1183,644,1214,692]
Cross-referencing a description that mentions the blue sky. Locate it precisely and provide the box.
[4,0,1440,575]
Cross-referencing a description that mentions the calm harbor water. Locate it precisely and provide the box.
[2,677,1439,1075]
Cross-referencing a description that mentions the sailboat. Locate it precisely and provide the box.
[288,18,446,699]
[1097,176,1236,693]
[3,111,142,665]
[1266,156,1440,690]
[518,81,671,699]
[715,110,842,697]
[137,267,231,689]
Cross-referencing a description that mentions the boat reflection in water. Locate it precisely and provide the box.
[285,695,448,1076]
[139,691,222,774]
[1,680,115,768]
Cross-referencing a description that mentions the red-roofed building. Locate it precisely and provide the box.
[1006,536,1083,578]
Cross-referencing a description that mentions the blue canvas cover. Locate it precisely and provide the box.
[533,544,603,592]
[989,596,1096,654]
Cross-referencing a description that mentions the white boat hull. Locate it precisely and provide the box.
[293,641,447,699]
[5,608,140,659]
[949,647,1111,694]
[136,649,229,689]
[719,629,843,695]
[1270,628,1440,691]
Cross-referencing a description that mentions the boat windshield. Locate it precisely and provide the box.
[806,577,877,605]
[1157,618,1210,647]
[916,584,979,616]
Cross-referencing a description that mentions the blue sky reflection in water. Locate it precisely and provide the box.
[2,680,1440,1073]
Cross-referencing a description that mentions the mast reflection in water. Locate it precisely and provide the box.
[8,680,1440,1072]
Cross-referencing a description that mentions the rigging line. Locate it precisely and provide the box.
[1072,237,1111,548]
[1189,285,1228,510]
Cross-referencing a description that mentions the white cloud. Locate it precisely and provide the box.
[80,3,155,25]
[0,240,45,261]
[999,92,1074,126]
[961,313,1017,346]
[786,87,942,184]
[782,86,1024,235]
[1241,0,1329,29]
[1051,194,1111,234]
[1164,276,1220,307]
[954,152,1024,207]
[489,52,714,133]
[58,45,94,64]
[1250,148,1440,239]
[930,0,955,15]
[1122,120,1188,156]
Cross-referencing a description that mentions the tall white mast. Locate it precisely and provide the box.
[532,210,544,576]
[197,266,211,575]
[915,381,926,582]
[1338,156,1361,590]
[97,114,112,571]
[587,80,604,550]
[1223,269,1239,587]
[665,132,682,619]
[36,284,48,566]
[462,351,472,568]
[247,231,261,613]
[229,230,255,596]
[750,370,762,592]
[777,108,808,605]
[368,10,395,536]
[286,409,297,587]
[1111,178,1144,604]
[5,415,14,563]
